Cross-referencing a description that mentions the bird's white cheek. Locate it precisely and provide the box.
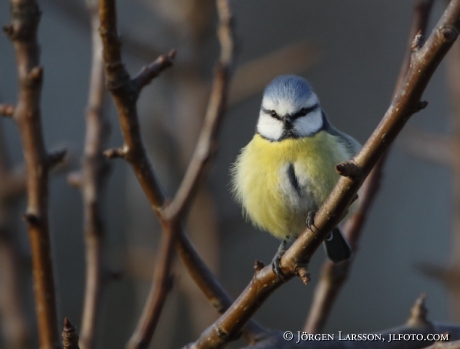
[294,109,323,136]
[257,113,283,141]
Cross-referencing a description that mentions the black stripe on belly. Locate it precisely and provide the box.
[287,163,301,197]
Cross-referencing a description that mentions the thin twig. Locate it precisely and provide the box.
[128,0,238,347]
[186,1,460,347]
[4,0,60,347]
[78,1,111,349]
[303,0,434,334]
[98,0,266,344]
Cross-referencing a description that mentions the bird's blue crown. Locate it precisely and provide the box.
[263,75,313,104]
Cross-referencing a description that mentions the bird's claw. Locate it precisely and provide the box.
[271,255,286,281]
[306,210,316,230]
[271,239,288,281]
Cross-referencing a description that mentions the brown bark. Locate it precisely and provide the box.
[4,0,61,347]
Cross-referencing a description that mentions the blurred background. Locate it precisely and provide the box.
[0,0,456,348]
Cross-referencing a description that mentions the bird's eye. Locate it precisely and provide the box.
[299,108,308,116]
[270,110,278,117]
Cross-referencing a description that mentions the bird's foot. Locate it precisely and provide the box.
[306,210,317,230]
[271,239,288,281]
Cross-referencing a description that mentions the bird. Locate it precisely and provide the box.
[231,75,360,279]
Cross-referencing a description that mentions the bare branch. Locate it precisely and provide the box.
[131,50,176,93]
[186,1,460,347]
[5,0,60,347]
[78,1,111,348]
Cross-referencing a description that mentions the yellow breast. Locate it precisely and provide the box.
[232,132,351,239]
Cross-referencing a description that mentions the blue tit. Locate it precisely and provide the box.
[231,75,360,279]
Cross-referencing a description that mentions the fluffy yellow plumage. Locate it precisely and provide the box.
[232,131,351,240]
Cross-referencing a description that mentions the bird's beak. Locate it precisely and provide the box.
[284,114,294,124]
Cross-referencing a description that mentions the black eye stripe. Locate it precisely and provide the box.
[292,104,320,120]
[261,107,282,120]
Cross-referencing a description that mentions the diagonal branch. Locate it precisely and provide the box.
[186,1,460,348]
[4,0,61,347]
[303,0,434,334]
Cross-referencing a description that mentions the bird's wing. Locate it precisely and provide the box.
[327,126,362,156]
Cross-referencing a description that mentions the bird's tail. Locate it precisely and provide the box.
[323,227,352,263]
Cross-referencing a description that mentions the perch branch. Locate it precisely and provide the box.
[186,1,460,348]
[4,0,60,347]
[303,0,433,333]
[78,1,111,349]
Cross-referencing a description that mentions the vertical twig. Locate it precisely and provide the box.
[3,1,61,348]
[77,1,111,348]
[303,0,434,334]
